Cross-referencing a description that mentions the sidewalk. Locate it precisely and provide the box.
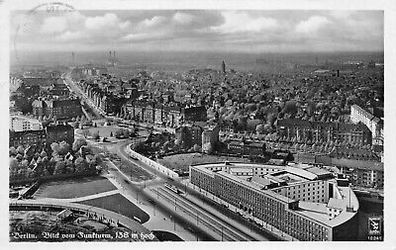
[103,166,199,241]
[36,190,120,203]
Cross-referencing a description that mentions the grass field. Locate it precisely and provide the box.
[34,176,117,199]
[78,193,150,223]
[88,126,120,137]
[108,154,154,182]
[158,153,250,172]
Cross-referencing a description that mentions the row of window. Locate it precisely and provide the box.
[192,169,331,241]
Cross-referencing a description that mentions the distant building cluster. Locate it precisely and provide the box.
[32,97,82,120]
[77,75,137,115]
[350,104,383,145]
[9,123,74,148]
[71,66,108,78]
[225,140,266,157]
[175,123,220,153]
[190,162,359,241]
[10,69,82,121]
[122,100,207,128]
[277,118,372,147]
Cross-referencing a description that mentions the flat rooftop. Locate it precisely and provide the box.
[190,162,359,227]
[294,187,359,227]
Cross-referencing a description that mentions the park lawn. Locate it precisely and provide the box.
[77,193,150,223]
[158,153,250,172]
[107,152,154,182]
[115,158,155,182]
[77,125,125,138]
[34,176,117,199]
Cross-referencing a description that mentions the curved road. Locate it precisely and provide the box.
[10,199,153,237]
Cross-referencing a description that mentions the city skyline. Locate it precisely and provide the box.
[7,2,386,243]
[11,10,383,53]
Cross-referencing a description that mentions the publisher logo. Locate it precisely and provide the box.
[367,216,383,241]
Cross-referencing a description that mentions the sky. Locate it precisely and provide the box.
[10,10,384,53]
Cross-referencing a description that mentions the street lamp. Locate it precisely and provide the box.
[196,211,199,226]
[173,217,176,231]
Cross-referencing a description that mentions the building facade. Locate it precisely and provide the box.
[350,104,383,145]
[278,119,372,146]
[32,98,82,120]
[226,140,266,156]
[190,162,359,241]
[202,124,220,153]
[10,116,43,132]
[122,100,207,128]
[175,124,204,149]
[9,129,46,148]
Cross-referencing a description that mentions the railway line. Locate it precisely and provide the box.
[154,187,257,241]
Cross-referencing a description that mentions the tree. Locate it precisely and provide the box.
[10,158,18,171]
[17,168,27,178]
[193,144,202,152]
[26,168,34,178]
[9,147,17,156]
[50,142,60,156]
[162,141,170,151]
[93,131,100,141]
[282,101,297,115]
[75,157,88,173]
[54,160,66,175]
[58,141,71,155]
[65,159,75,174]
[123,129,130,138]
[17,145,24,155]
[21,159,29,168]
[73,138,87,152]
[205,143,214,154]
[82,129,91,138]
[266,113,277,127]
[255,124,265,134]
[237,116,248,131]
[93,154,103,165]
[42,166,50,176]
[115,129,129,139]
[133,141,148,154]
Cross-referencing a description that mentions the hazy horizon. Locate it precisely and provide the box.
[10,50,384,74]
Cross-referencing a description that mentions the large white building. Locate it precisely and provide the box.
[190,162,359,241]
[10,115,43,132]
[350,105,383,145]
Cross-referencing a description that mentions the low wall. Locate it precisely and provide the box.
[125,144,179,179]
[9,200,151,233]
